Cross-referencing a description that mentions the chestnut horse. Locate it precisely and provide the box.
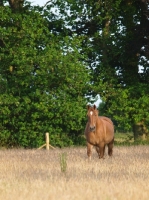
[84,105,114,159]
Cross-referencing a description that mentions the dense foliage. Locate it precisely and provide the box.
[0,0,90,147]
[48,0,149,139]
[0,0,149,147]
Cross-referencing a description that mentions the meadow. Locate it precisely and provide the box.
[0,144,149,200]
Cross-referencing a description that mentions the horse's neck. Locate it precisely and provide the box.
[96,117,102,127]
[96,117,106,135]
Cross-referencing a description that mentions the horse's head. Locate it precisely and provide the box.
[87,104,99,132]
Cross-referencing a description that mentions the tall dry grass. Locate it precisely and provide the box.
[0,146,149,200]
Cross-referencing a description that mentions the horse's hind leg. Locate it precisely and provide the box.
[87,142,93,160]
[108,138,114,157]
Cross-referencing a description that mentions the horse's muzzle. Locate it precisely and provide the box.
[90,126,95,132]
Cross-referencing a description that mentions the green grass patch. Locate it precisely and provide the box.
[59,152,67,173]
[114,132,134,146]
[114,132,149,146]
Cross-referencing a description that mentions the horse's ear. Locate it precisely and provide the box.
[93,104,96,110]
[87,105,90,110]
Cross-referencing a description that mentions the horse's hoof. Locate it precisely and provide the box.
[99,156,105,159]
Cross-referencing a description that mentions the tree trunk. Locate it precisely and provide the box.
[133,121,149,141]
[8,0,24,11]
[0,0,3,6]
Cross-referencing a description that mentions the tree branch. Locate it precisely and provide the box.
[43,0,51,8]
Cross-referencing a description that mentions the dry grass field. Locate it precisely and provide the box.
[0,146,149,200]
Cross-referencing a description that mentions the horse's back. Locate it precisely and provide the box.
[99,116,113,126]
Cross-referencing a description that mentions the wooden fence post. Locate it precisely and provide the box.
[46,132,49,150]
[38,132,55,150]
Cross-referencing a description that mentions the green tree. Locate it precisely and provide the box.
[0,1,90,147]
[97,0,149,140]
[1,0,149,146]
[46,0,149,141]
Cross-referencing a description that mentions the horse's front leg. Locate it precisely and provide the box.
[87,142,93,160]
[99,144,105,159]
[95,146,100,158]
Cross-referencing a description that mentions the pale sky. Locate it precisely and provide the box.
[28,0,46,6]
